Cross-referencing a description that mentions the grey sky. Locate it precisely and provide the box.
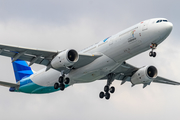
[0,0,180,120]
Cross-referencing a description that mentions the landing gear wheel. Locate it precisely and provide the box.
[110,86,115,93]
[59,76,64,83]
[105,92,110,100]
[54,83,59,89]
[64,78,70,84]
[99,92,105,99]
[104,85,109,92]
[153,52,156,57]
[59,83,65,91]
[149,43,157,57]
[149,51,153,57]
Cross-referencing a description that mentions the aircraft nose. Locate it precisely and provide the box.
[166,22,173,32]
[160,22,173,37]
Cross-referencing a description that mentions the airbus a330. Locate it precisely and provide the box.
[0,18,179,100]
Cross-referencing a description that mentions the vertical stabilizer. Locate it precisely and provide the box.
[12,59,33,82]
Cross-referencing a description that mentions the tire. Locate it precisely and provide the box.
[153,52,156,57]
[54,83,59,89]
[105,92,110,100]
[60,83,65,91]
[99,92,105,99]
[64,78,70,84]
[59,76,64,83]
[149,51,153,57]
[110,86,115,93]
[104,85,109,92]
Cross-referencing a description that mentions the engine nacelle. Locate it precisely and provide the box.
[131,66,158,85]
[51,49,79,69]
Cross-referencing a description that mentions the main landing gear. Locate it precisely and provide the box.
[54,75,70,91]
[149,43,157,57]
[99,73,116,100]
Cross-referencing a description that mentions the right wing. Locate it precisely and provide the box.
[0,43,58,66]
[153,76,180,85]
[0,43,102,71]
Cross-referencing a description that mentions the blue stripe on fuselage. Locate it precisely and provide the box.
[15,77,69,94]
[103,37,110,42]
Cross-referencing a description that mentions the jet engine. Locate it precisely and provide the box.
[51,49,79,69]
[131,66,158,85]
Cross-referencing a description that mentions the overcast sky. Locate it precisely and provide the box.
[0,0,180,120]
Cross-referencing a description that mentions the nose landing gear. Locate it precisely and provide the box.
[149,43,157,57]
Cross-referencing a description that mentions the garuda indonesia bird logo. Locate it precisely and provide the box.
[132,30,136,37]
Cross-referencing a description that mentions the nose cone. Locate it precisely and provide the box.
[166,22,173,33]
[160,22,173,37]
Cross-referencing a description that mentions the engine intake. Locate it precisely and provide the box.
[147,66,157,78]
[67,49,79,62]
[131,66,158,85]
[51,49,79,69]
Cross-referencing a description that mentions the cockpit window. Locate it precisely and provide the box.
[156,19,168,23]
[163,20,168,22]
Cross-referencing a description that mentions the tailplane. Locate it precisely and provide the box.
[12,59,34,82]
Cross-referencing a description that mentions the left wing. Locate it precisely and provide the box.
[0,43,102,71]
[111,62,180,85]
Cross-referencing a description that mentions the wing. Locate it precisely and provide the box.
[73,53,102,69]
[0,43,101,71]
[153,76,180,85]
[110,62,180,85]
[0,43,58,66]
[100,62,138,80]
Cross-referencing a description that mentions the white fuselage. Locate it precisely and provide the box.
[30,18,173,87]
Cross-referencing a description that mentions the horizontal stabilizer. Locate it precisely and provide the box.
[0,81,19,88]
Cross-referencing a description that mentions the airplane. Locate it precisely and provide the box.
[0,18,179,100]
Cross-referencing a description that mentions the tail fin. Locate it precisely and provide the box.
[12,59,34,82]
